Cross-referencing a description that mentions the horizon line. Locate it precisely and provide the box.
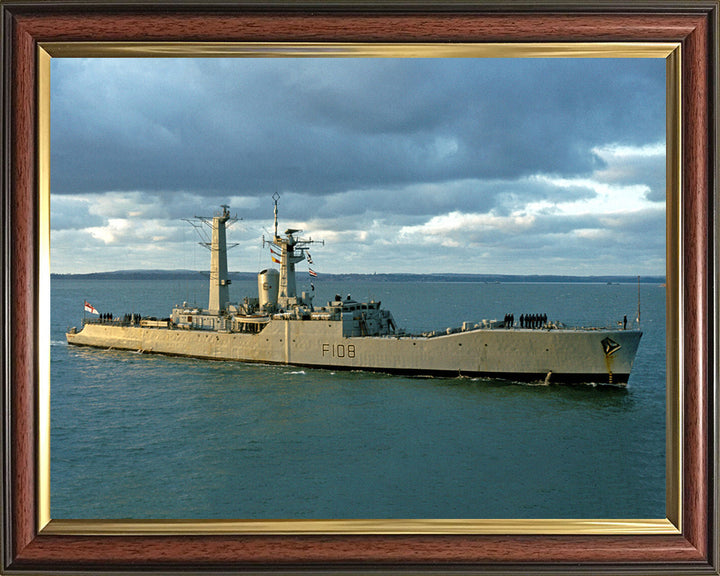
[51,269,666,280]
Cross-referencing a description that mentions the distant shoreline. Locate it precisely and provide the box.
[51,270,666,284]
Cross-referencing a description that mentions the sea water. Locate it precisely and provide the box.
[50,278,666,519]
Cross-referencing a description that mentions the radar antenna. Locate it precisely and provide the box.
[184,205,240,252]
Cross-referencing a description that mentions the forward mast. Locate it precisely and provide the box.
[185,205,238,314]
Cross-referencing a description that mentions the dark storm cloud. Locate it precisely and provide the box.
[51,57,665,200]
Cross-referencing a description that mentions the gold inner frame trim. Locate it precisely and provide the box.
[37,46,52,532]
[37,41,682,537]
[43,518,678,536]
[41,41,679,59]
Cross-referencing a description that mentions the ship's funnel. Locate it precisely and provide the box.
[258,268,280,310]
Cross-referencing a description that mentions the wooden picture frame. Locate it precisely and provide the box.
[2,1,717,573]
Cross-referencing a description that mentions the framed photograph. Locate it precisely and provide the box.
[2,1,717,574]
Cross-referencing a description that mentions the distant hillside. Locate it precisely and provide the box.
[52,269,210,280]
[51,269,666,284]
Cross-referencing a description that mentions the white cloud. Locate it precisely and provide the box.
[525,176,651,216]
[594,142,665,158]
[398,211,535,247]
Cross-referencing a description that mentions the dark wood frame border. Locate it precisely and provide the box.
[1,1,717,573]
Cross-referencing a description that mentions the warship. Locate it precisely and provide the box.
[67,198,643,385]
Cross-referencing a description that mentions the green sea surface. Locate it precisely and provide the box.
[50,278,666,519]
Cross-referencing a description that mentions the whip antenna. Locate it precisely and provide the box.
[272,192,280,240]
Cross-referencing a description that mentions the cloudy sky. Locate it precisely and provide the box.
[50,56,666,276]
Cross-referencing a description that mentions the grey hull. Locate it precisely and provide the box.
[67,321,642,386]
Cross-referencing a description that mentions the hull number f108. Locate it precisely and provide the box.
[322,343,356,358]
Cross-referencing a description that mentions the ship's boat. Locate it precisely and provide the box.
[66,199,642,385]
